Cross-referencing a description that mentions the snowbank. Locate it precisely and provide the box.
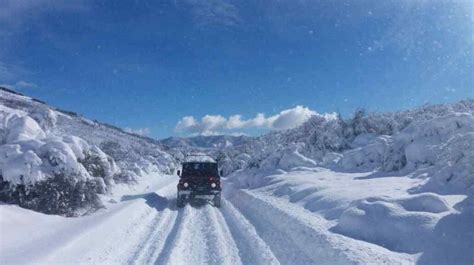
[417,195,474,265]
[332,193,473,264]
[414,132,474,195]
[333,199,439,253]
[278,150,317,170]
[391,113,474,171]
[339,136,391,171]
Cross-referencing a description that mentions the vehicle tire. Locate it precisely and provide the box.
[177,196,185,208]
[213,194,221,208]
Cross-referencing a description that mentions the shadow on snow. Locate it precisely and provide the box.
[121,193,170,211]
[121,192,215,211]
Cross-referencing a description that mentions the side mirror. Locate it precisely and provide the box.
[177,170,181,176]
[219,170,223,176]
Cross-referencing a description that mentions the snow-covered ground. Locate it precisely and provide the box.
[0,171,415,264]
[1,168,471,264]
[228,167,471,264]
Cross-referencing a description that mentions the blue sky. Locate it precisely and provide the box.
[1,0,472,138]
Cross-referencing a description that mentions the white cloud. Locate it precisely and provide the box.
[175,116,198,132]
[0,80,38,90]
[124,127,151,136]
[270,105,317,130]
[15,80,37,89]
[175,105,321,135]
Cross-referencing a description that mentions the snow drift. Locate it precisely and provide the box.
[0,107,118,215]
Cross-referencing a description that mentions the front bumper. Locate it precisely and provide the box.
[178,189,221,199]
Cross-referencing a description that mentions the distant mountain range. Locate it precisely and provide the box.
[159,135,253,149]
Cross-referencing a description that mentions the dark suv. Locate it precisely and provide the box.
[177,160,222,207]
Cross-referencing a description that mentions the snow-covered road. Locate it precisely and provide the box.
[1,172,421,265]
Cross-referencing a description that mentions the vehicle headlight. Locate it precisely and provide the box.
[211,183,216,188]
[183,182,189,188]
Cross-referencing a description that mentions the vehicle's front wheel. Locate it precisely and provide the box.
[177,195,185,208]
[213,194,221,208]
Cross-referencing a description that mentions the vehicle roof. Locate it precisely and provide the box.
[183,154,216,163]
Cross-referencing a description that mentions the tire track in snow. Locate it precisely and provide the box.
[155,205,205,264]
[129,209,177,265]
[219,199,280,265]
[128,183,182,265]
[72,204,159,264]
[101,207,160,264]
[118,183,180,264]
[201,204,242,265]
[227,187,414,265]
[228,199,316,264]
[41,179,179,264]
[154,204,243,265]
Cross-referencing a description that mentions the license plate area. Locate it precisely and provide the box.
[195,186,206,191]
[194,195,213,200]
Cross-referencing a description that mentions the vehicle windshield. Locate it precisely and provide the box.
[181,162,218,177]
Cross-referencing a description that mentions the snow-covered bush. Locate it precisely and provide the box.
[113,169,140,184]
[413,132,474,194]
[389,113,474,170]
[99,140,125,161]
[0,174,103,216]
[278,149,317,170]
[2,87,176,178]
[99,140,175,176]
[220,101,473,174]
[338,112,474,194]
[339,136,391,171]
[80,146,119,187]
[5,115,46,142]
[0,111,118,215]
[30,108,58,133]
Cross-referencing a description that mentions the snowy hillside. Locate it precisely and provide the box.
[0,87,176,215]
[219,100,474,192]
